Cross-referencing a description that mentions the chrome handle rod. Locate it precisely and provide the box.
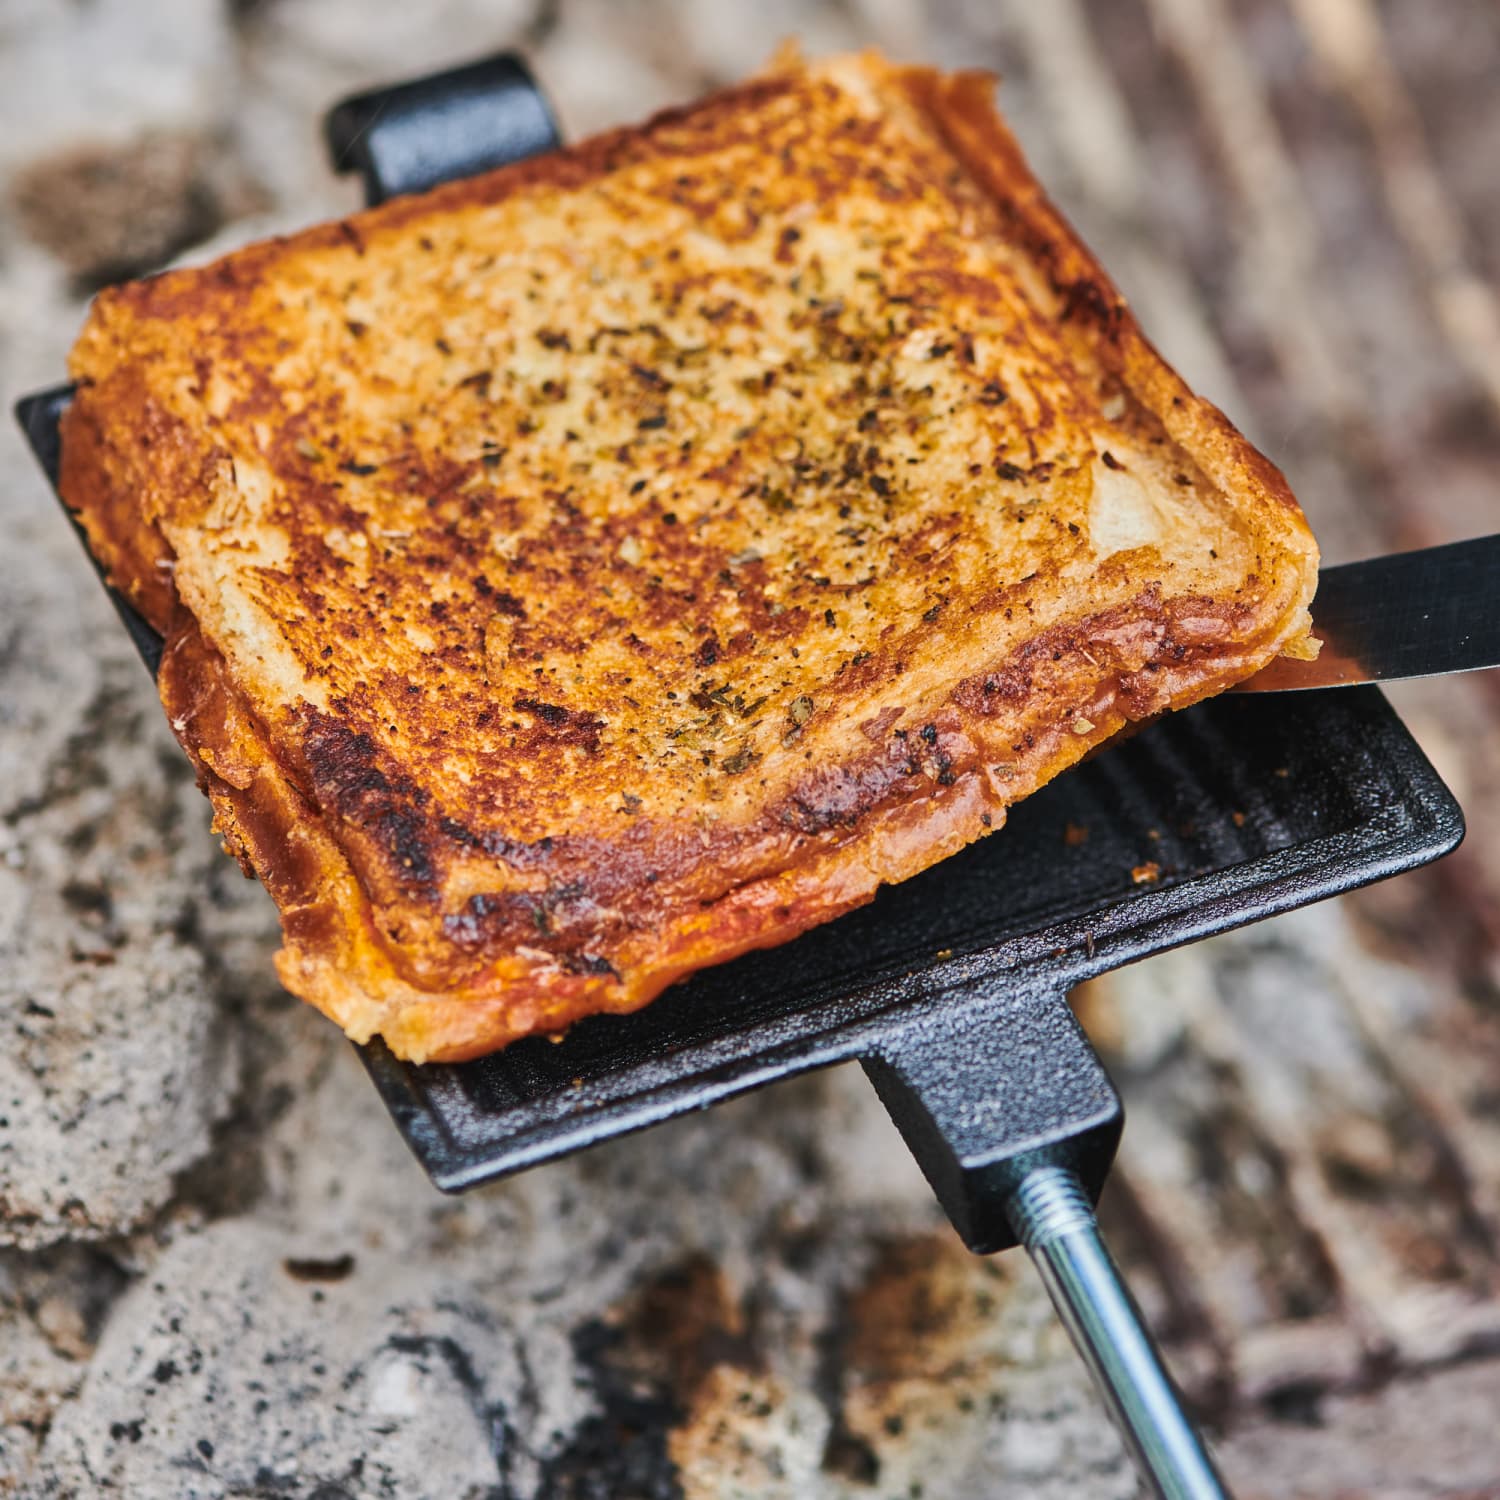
[1007,1166,1231,1500]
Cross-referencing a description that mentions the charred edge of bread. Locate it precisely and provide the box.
[58,381,177,628]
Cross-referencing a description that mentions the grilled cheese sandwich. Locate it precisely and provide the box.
[60,51,1318,1061]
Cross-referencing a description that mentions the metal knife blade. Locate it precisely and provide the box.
[1238,533,1500,692]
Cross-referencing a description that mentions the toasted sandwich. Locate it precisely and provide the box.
[60,51,1318,1062]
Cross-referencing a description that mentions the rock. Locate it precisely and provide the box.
[35,1221,529,1500]
[1093,904,1500,1377]
[238,0,542,78]
[0,927,236,1249]
[531,0,872,140]
[664,0,866,84]
[516,0,690,141]
[0,1244,128,1492]
[0,0,234,178]
[0,546,253,1249]
[0,0,265,291]
[1220,1356,1500,1498]
[34,1058,1132,1499]
[0,545,111,829]
[8,131,251,288]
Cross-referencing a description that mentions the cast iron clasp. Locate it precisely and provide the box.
[326,51,562,205]
[862,977,1120,1254]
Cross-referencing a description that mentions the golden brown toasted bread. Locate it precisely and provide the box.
[60,51,1318,1062]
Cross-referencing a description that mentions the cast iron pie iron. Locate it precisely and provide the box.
[15,53,1471,1500]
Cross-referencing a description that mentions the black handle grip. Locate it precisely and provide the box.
[863,979,1122,1253]
[325,50,562,205]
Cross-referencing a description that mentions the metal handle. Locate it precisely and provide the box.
[1008,1166,1230,1500]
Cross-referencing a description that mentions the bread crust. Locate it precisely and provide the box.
[61,52,1317,1062]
